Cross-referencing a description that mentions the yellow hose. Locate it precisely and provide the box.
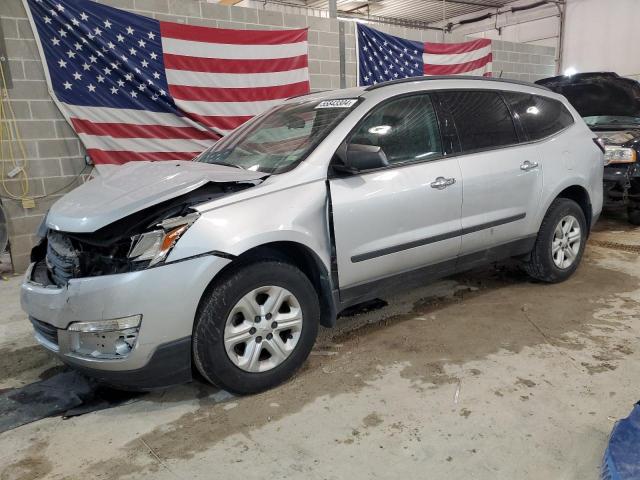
[0,60,33,203]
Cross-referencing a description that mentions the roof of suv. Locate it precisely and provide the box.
[288,76,552,103]
[364,75,551,92]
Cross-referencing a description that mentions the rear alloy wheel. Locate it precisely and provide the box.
[523,198,587,283]
[551,215,582,269]
[193,260,319,394]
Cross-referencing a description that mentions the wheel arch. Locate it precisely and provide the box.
[538,183,593,234]
[198,241,338,329]
[555,185,593,232]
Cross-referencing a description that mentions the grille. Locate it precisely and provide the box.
[30,317,59,346]
[46,231,79,286]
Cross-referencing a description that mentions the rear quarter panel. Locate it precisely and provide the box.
[534,116,603,229]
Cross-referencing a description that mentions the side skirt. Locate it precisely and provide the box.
[337,235,536,310]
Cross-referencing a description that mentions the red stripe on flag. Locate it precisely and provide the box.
[160,22,308,45]
[424,53,493,75]
[424,38,491,55]
[71,118,220,141]
[87,149,201,165]
[169,81,310,103]
[163,53,308,74]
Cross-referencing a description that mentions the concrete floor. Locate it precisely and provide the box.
[1,213,639,480]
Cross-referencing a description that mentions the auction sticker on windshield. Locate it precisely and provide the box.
[315,99,358,109]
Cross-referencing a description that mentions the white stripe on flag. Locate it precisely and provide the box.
[161,38,308,60]
[78,134,216,153]
[173,98,284,117]
[423,44,492,66]
[165,67,309,89]
[60,103,211,130]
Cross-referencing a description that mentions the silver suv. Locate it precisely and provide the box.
[22,77,603,393]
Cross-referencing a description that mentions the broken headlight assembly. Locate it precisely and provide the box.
[604,146,637,165]
[127,213,199,267]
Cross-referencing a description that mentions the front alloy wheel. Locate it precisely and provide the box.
[193,260,319,394]
[224,286,303,373]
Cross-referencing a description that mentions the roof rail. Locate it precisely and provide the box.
[364,75,551,92]
[286,89,329,100]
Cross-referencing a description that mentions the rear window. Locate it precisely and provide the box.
[437,90,518,152]
[503,92,574,141]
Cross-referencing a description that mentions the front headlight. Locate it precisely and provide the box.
[128,213,198,266]
[604,146,637,165]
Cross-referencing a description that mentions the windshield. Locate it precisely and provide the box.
[583,115,640,129]
[194,99,358,174]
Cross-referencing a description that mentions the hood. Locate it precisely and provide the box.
[535,72,640,118]
[595,129,640,147]
[47,161,266,233]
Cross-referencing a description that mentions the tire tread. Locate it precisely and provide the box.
[523,198,586,283]
[192,259,319,394]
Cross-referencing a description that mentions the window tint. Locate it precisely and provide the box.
[438,91,518,152]
[349,94,442,165]
[503,92,574,141]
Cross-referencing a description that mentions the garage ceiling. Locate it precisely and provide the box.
[302,0,515,24]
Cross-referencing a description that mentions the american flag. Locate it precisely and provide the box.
[25,0,310,164]
[357,24,492,86]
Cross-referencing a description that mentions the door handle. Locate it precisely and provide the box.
[430,176,456,189]
[520,160,539,171]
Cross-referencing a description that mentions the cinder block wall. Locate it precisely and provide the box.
[491,40,557,82]
[0,0,556,272]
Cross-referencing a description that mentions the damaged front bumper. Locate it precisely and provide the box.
[21,254,231,389]
[603,164,640,208]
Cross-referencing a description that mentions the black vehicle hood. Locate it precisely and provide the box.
[596,129,640,147]
[535,72,640,118]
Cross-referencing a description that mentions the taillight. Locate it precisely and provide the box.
[593,137,606,154]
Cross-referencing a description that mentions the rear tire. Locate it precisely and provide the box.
[628,206,640,225]
[193,260,319,394]
[523,198,587,283]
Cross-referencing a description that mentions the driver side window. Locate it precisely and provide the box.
[350,94,442,165]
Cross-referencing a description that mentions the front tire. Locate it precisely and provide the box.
[193,260,319,394]
[523,198,587,283]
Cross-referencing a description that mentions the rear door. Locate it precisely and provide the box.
[329,93,463,290]
[436,90,543,255]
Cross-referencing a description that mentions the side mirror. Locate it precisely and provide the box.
[334,144,389,174]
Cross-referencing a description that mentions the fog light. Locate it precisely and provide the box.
[66,316,142,360]
[68,315,142,333]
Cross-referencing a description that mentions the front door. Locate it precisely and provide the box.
[329,93,463,290]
